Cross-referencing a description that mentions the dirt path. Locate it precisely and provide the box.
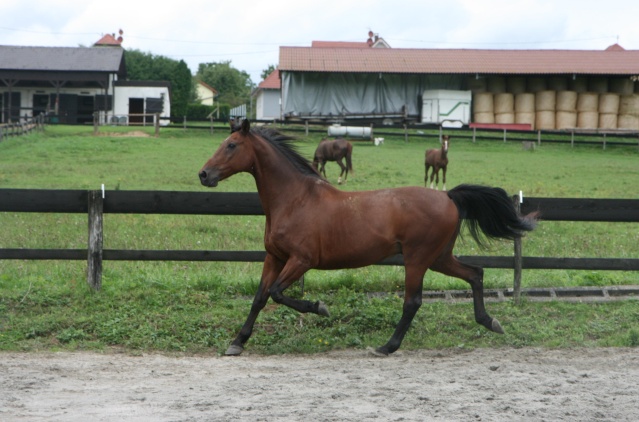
[2,347,638,421]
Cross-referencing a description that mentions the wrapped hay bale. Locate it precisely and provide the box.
[609,78,634,95]
[598,93,620,114]
[506,77,527,94]
[473,92,494,113]
[535,90,556,111]
[515,93,535,112]
[619,94,639,115]
[556,91,578,111]
[555,111,577,129]
[527,77,547,93]
[598,114,618,129]
[487,76,507,93]
[547,76,568,91]
[515,112,536,129]
[535,111,555,130]
[495,112,515,124]
[467,76,487,93]
[494,93,514,113]
[577,92,599,112]
[568,76,588,93]
[577,111,599,129]
[473,112,495,124]
[618,114,639,130]
[588,77,608,93]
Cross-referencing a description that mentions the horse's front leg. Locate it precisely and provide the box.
[225,254,283,356]
[441,166,447,191]
[269,256,330,316]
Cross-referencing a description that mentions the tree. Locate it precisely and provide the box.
[124,49,194,118]
[261,65,277,81]
[196,61,254,107]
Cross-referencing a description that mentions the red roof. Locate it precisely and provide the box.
[279,46,639,75]
[312,41,370,48]
[94,33,123,46]
[257,69,281,89]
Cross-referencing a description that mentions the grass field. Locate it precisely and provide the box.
[0,124,638,354]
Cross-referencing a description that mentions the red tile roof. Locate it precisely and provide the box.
[94,33,123,46]
[312,41,370,48]
[279,46,639,75]
[257,68,281,89]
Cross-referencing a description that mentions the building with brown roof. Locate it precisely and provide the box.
[278,43,639,130]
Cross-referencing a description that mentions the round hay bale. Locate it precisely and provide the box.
[547,76,568,91]
[556,91,578,111]
[515,112,535,129]
[577,111,599,129]
[576,92,599,112]
[535,90,556,111]
[609,78,634,95]
[568,76,588,93]
[598,93,620,114]
[473,112,495,124]
[473,92,494,113]
[535,111,555,130]
[526,77,547,93]
[487,76,507,93]
[619,94,639,115]
[598,113,618,129]
[494,93,514,113]
[555,111,577,129]
[588,77,608,93]
[617,114,639,130]
[506,77,527,94]
[515,93,535,112]
[495,112,515,124]
[467,76,487,93]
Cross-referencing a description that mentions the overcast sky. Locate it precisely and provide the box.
[1,0,637,84]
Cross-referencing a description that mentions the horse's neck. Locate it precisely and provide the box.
[251,141,318,216]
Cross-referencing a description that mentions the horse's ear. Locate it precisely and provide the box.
[241,119,251,135]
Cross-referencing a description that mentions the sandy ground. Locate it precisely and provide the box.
[1,347,638,421]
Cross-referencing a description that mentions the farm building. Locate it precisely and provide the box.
[278,41,639,130]
[0,34,171,126]
[253,69,282,120]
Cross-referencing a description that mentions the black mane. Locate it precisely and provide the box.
[251,126,322,179]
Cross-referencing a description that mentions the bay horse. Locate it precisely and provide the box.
[199,120,537,356]
[312,138,353,184]
[425,135,450,190]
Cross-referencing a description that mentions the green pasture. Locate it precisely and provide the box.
[0,124,638,354]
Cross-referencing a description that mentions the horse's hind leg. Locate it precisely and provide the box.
[430,169,439,190]
[375,264,427,356]
[336,159,347,184]
[431,254,504,334]
[424,164,430,187]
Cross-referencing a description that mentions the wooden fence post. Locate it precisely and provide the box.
[154,113,160,137]
[87,190,104,290]
[513,193,523,304]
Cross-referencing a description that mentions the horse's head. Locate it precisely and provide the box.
[199,119,255,187]
[442,135,450,152]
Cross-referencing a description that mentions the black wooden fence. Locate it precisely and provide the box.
[1,189,638,297]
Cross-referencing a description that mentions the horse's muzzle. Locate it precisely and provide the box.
[199,169,219,187]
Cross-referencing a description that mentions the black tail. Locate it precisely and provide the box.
[447,184,538,247]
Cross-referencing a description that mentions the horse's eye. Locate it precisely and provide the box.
[227,142,236,150]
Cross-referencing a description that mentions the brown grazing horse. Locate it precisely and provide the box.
[425,135,450,190]
[312,138,353,184]
[199,120,537,356]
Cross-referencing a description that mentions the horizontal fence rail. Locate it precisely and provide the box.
[1,189,638,294]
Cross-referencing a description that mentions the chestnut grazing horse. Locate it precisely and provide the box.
[312,138,353,184]
[425,135,450,190]
[199,120,537,357]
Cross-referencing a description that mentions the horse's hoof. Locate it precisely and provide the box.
[316,301,330,317]
[369,346,390,357]
[225,344,244,356]
[491,318,505,334]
